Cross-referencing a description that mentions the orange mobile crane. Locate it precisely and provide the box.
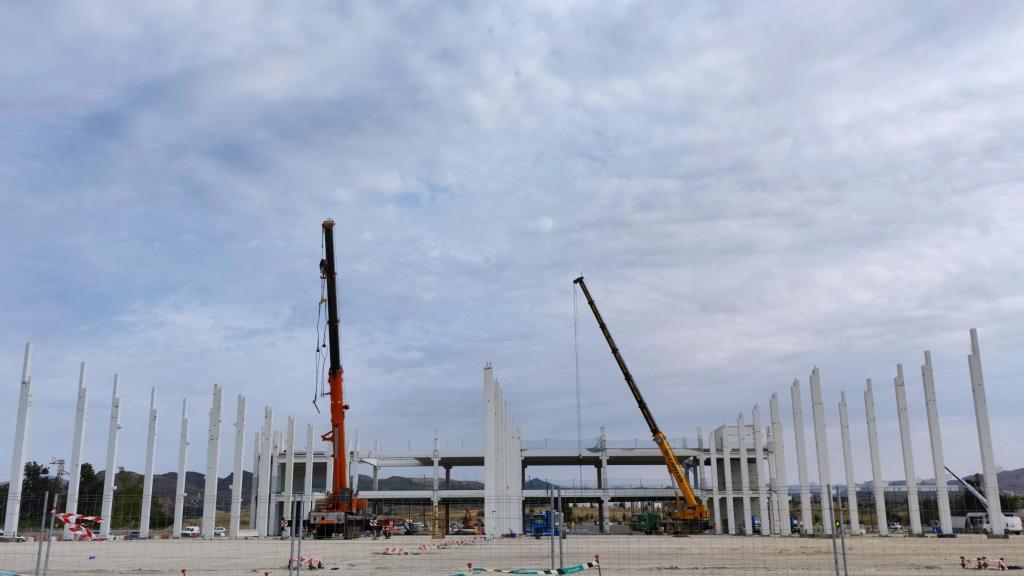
[573,276,710,534]
[309,219,368,539]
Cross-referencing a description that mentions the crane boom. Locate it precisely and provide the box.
[573,276,707,524]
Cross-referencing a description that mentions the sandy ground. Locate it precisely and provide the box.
[2,533,1021,575]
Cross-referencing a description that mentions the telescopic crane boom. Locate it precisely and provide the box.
[308,219,367,539]
[573,276,709,530]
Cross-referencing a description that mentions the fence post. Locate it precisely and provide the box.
[557,488,564,570]
[43,492,60,575]
[549,487,555,570]
[836,489,849,576]
[34,491,49,576]
[828,485,840,576]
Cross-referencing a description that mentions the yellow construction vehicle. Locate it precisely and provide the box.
[574,276,710,534]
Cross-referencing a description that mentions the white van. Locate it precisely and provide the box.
[982,515,1023,535]
[180,526,200,538]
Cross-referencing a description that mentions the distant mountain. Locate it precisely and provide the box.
[356,474,482,491]
[94,469,253,503]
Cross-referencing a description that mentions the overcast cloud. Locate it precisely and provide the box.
[2,1,1024,486]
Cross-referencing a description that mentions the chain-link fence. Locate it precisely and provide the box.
[2,488,1023,575]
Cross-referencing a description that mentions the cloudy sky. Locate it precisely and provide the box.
[2,1,1023,487]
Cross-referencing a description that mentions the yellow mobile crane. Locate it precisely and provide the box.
[574,276,710,534]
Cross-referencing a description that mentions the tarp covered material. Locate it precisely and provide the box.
[450,561,600,575]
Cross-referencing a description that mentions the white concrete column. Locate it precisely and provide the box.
[229,394,246,538]
[283,416,295,528]
[202,383,223,538]
[3,343,32,537]
[173,399,189,538]
[100,374,121,539]
[303,425,314,519]
[790,379,812,534]
[737,413,753,535]
[864,379,888,536]
[65,362,88,538]
[922,351,952,535]
[483,363,496,536]
[709,431,721,534]
[139,388,158,538]
[349,429,360,492]
[770,392,791,535]
[894,365,922,536]
[256,406,272,537]
[722,424,736,535]
[600,427,610,534]
[696,426,705,496]
[432,432,440,516]
[250,431,259,529]
[838,391,860,534]
[968,329,1003,536]
[809,367,833,535]
[753,405,770,536]
[269,431,281,534]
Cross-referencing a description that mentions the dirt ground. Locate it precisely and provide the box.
[2,533,1021,575]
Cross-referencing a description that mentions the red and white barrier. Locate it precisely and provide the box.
[56,513,103,540]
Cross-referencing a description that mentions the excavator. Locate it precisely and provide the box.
[573,276,710,534]
[308,220,369,538]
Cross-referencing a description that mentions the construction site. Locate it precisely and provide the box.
[2,220,1023,576]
